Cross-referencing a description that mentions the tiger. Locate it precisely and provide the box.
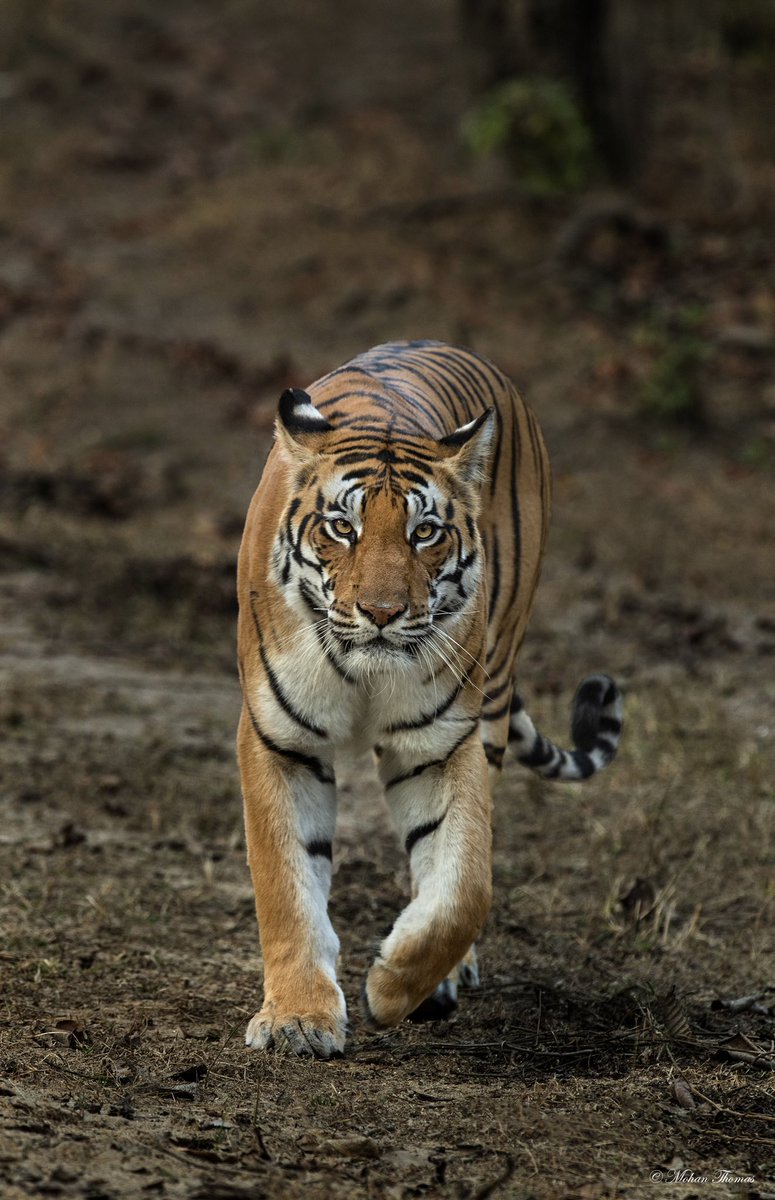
[236,339,623,1059]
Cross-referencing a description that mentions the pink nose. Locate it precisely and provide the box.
[356,600,407,627]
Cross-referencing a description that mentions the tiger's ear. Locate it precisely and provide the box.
[275,388,332,463]
[438,408,495,484]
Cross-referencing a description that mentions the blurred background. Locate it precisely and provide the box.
[1,2,774,1194]
[1,0,774,632]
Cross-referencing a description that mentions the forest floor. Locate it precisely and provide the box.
[1,1,774,1198]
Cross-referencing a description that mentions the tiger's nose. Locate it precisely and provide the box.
[356,600,407,627]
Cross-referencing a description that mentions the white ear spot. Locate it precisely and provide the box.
[438,408,494,483]
[278,388,333,436]
[439,407,493,449]
[450,416,479,439]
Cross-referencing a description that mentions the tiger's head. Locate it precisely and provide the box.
[271,388,494,677]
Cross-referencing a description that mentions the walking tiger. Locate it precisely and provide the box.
[237,340,623,1058]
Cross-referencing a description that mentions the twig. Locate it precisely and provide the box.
[471,1153,514,1200]
[151,1140,268,1178]
[251,1091,271,1161]
[198,1020,242,1099]
[720,1050,775,1071]
[692,1089,775,1125]
[708,1131,775,1148]
[713,989,774,1015]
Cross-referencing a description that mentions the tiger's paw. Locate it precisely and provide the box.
[362,959,438,1028]
[407,978,458,1023]
[365,945,481,1026]
[407,945,480,1022]
[458,944,480,990]
[245,1008,346,1060]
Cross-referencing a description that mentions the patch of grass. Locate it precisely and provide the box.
[737,436,775,468]
[635,305,711,426]
[243,125,307,164]
[461,77,594,196]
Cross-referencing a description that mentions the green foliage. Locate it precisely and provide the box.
[635,306,709,426]
[738,436,775,469]
[245,125,304,164]
[462,77,594,195]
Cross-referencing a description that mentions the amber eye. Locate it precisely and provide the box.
[413,522,437,543]
[330,517,354,539]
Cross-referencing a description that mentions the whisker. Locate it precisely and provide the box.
[427,631,489,701]
[265,618,329,654]
[433,627,491,679]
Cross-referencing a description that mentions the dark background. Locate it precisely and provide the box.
[1,2,774,1197]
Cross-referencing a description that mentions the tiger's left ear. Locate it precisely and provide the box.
[438,408,495,484]
[275,388,333,463]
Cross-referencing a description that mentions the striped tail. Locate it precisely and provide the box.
[509,674,623,781]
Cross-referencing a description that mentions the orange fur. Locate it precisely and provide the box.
[237,341,553,1057]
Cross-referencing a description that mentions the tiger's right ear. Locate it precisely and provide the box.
[275,388,333,463]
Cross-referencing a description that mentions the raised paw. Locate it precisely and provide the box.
[408,977,458,1023]
[458,944,480,989]
[245,1008,346,1059]
[362,960,417,1028]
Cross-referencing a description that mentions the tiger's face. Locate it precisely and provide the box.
[271,388,493,676]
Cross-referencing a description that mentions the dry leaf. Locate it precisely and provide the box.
[46,1019,91,1049]
[671,1077,696,1110]
[317,1136,381,1159]
[719,1030,764,1054]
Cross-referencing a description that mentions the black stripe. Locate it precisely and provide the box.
[340,467,373,481]
[481,696,512,721]
[482,743,506,767]
[395,355,467,426]
[405,357,466,425]
[393,469,432,488]
[517,738,554,767]
[306,840,333,860]
[506,412,521,613]
[525,402,544,477]
[484,678,513,705]
[405,811,447,855]
[312,620,356,684]
[526,401,551,531]
[488,532,501,621]
[244,697,334,784]
[249,594,328,738]
[259,641,328,737]
[385,681,464,732]
[364,357,454,431]
[385,722,478,789]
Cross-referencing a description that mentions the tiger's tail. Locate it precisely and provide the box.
[509,674,623,781]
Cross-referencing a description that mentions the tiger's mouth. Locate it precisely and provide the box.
[332,629,424,660]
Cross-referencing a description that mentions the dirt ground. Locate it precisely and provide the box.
[1,2,774,1198]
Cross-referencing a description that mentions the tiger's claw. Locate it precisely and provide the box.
[245,1010,345,1059]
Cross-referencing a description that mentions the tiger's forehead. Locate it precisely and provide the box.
[317,457,450,518]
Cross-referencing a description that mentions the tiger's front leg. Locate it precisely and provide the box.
[237,706,345,1059]
[364,731,492,1027]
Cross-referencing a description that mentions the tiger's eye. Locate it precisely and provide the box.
[332,518,354,538]
[414,522,436,542]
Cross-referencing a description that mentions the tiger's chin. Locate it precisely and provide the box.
[338,636,421,678]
